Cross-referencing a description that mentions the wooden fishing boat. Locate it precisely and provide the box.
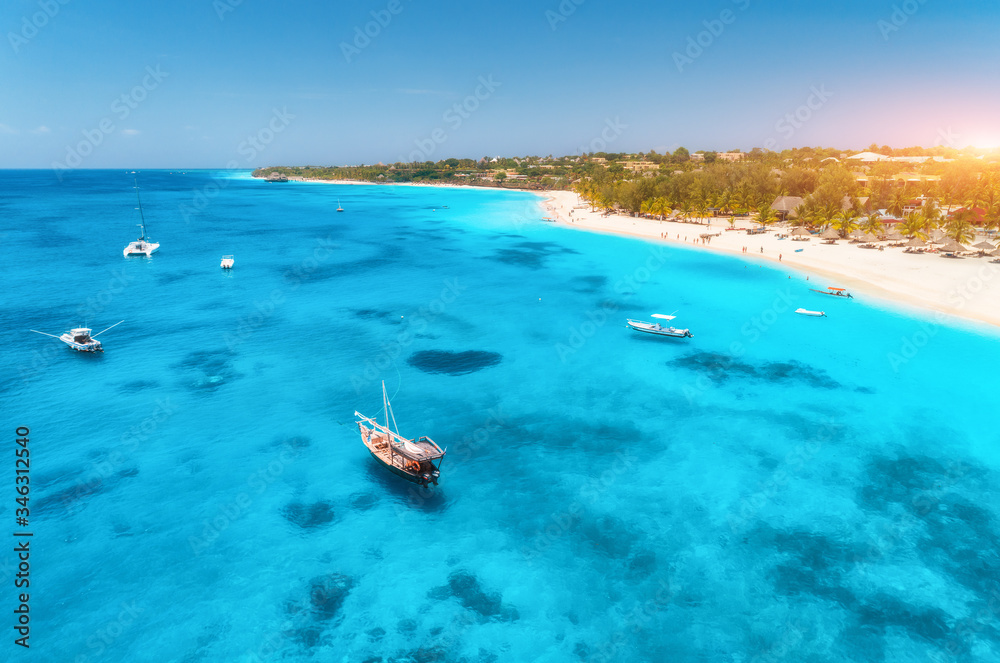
[355,382,445,486]
[810,286,852,298]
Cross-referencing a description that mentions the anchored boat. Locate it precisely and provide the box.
[123,178,160,257]
[355,382,445,486]
[30,320,124,352]
[795,308,826,317]
[221,255,235,269]
[626,313,693,338]
[810,286,852,298]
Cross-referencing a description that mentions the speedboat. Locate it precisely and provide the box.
[810,286,852,298]
[221,255,235,269]
[795,308,826,317]
[30,321,124,352]
[626,314,693,338]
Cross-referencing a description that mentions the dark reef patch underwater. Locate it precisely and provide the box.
[407,350,502,375]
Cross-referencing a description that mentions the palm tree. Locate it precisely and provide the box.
[650,197,671,221]
[887,187,910,219]
[640,199,654,219]
[899,213,928,240]
[695,200,709,225]
[833,209,859,238]
[946,218,975,245]
[716,191,732,217]
[679,201,692,223]
[757,203,777,229]
[862,212,883,238]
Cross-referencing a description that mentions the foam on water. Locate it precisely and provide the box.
[3,170,1000,662]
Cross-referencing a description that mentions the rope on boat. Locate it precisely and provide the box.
[372,363,402,422]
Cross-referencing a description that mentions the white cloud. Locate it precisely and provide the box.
[0,123,18,135]
[121,129,141,136]
[30,125,50,134]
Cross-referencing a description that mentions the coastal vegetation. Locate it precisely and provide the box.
[256,144,1000,238]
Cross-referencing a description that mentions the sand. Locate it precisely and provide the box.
[540,190,1000,331]
[258,175,1000,330]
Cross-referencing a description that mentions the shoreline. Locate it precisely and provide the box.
[252,176,1000,331]
[539,190,1000,332]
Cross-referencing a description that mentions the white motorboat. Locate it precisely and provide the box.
[30,321,124,353]
[795,308,826,317]
[123,178,159,257]
[221,255,235,269]
[626,314,693,338]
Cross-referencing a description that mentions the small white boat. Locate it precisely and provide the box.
[795,308,826,317]
[626,314,693,338]
[123,178,159,257]
[221,255,235,269]
[336,199,344,212]
[30,321,124,353]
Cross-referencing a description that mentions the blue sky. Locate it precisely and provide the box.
[1,0,999,168]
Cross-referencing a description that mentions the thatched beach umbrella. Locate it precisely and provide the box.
[885,232,905,241]
[939,240,969,252]
[849,230,865,239]
[973,240,996,250]
[820,228,840,240]
[790,227,812,237]
[904,237,926,247]
[861,233,880,242]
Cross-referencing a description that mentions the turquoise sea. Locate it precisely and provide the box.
[3,169,1000,662]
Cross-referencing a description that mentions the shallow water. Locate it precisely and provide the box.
[2,169,1000,662]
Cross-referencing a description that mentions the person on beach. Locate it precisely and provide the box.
[779,254,782,261]
[760,246,763,253]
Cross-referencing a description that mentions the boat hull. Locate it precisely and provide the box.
[367,450,438,486]
[124,242,160,257]
[809,289,852,298]
[626,322,692,338]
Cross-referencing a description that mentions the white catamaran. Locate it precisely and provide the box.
[355,381,445,486]
[123,178,160,257]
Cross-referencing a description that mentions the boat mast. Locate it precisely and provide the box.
[134,177,146,241]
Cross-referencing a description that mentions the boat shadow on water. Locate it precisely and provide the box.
[363,462,450,514]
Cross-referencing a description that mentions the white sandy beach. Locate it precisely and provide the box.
[264,176,1000,329]
[541,190,1000,330]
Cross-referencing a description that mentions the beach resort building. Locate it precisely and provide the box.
[623,161,659,174]
[770,196,805,221]
[716,152,744,162]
